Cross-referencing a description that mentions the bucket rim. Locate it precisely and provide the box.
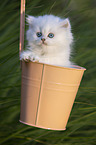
[21,61,86,71]
[19,120,66,131]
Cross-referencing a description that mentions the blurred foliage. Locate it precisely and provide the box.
[0,0,96,144]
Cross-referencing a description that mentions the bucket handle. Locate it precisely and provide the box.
[19,0,26,58]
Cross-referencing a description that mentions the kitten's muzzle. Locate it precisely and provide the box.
[41,38,46,42]
[41,38,47,45]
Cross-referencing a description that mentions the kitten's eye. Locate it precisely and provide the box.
[36,32,42,37]
[48,33,54,38]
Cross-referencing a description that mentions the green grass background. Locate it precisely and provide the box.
[0,0,96,144]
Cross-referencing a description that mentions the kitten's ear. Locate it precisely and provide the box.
[60,18,71,29]
[26,15,35,26]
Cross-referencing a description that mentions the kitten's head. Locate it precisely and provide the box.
[26,15,73,54]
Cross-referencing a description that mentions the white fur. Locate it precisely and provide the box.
[20,15,73,67]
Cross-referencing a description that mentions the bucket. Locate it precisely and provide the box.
[20,61,86,130]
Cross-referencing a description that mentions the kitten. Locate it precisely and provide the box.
[20,15,73,67]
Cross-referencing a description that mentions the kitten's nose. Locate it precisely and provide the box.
[41,38,45,42]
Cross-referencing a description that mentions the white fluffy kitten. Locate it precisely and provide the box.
[20,15,73,67]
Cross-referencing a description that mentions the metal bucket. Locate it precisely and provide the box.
[20,61,86,130]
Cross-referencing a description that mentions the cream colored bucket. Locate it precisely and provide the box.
[20,61,86,130]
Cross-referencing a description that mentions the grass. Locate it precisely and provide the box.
[0,0,96,144]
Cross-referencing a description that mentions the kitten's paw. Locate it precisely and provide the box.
[20,51,31,62]
[20,51,39,62]
[30,55,39,62]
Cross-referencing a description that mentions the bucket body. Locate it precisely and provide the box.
[20,61,86,130]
